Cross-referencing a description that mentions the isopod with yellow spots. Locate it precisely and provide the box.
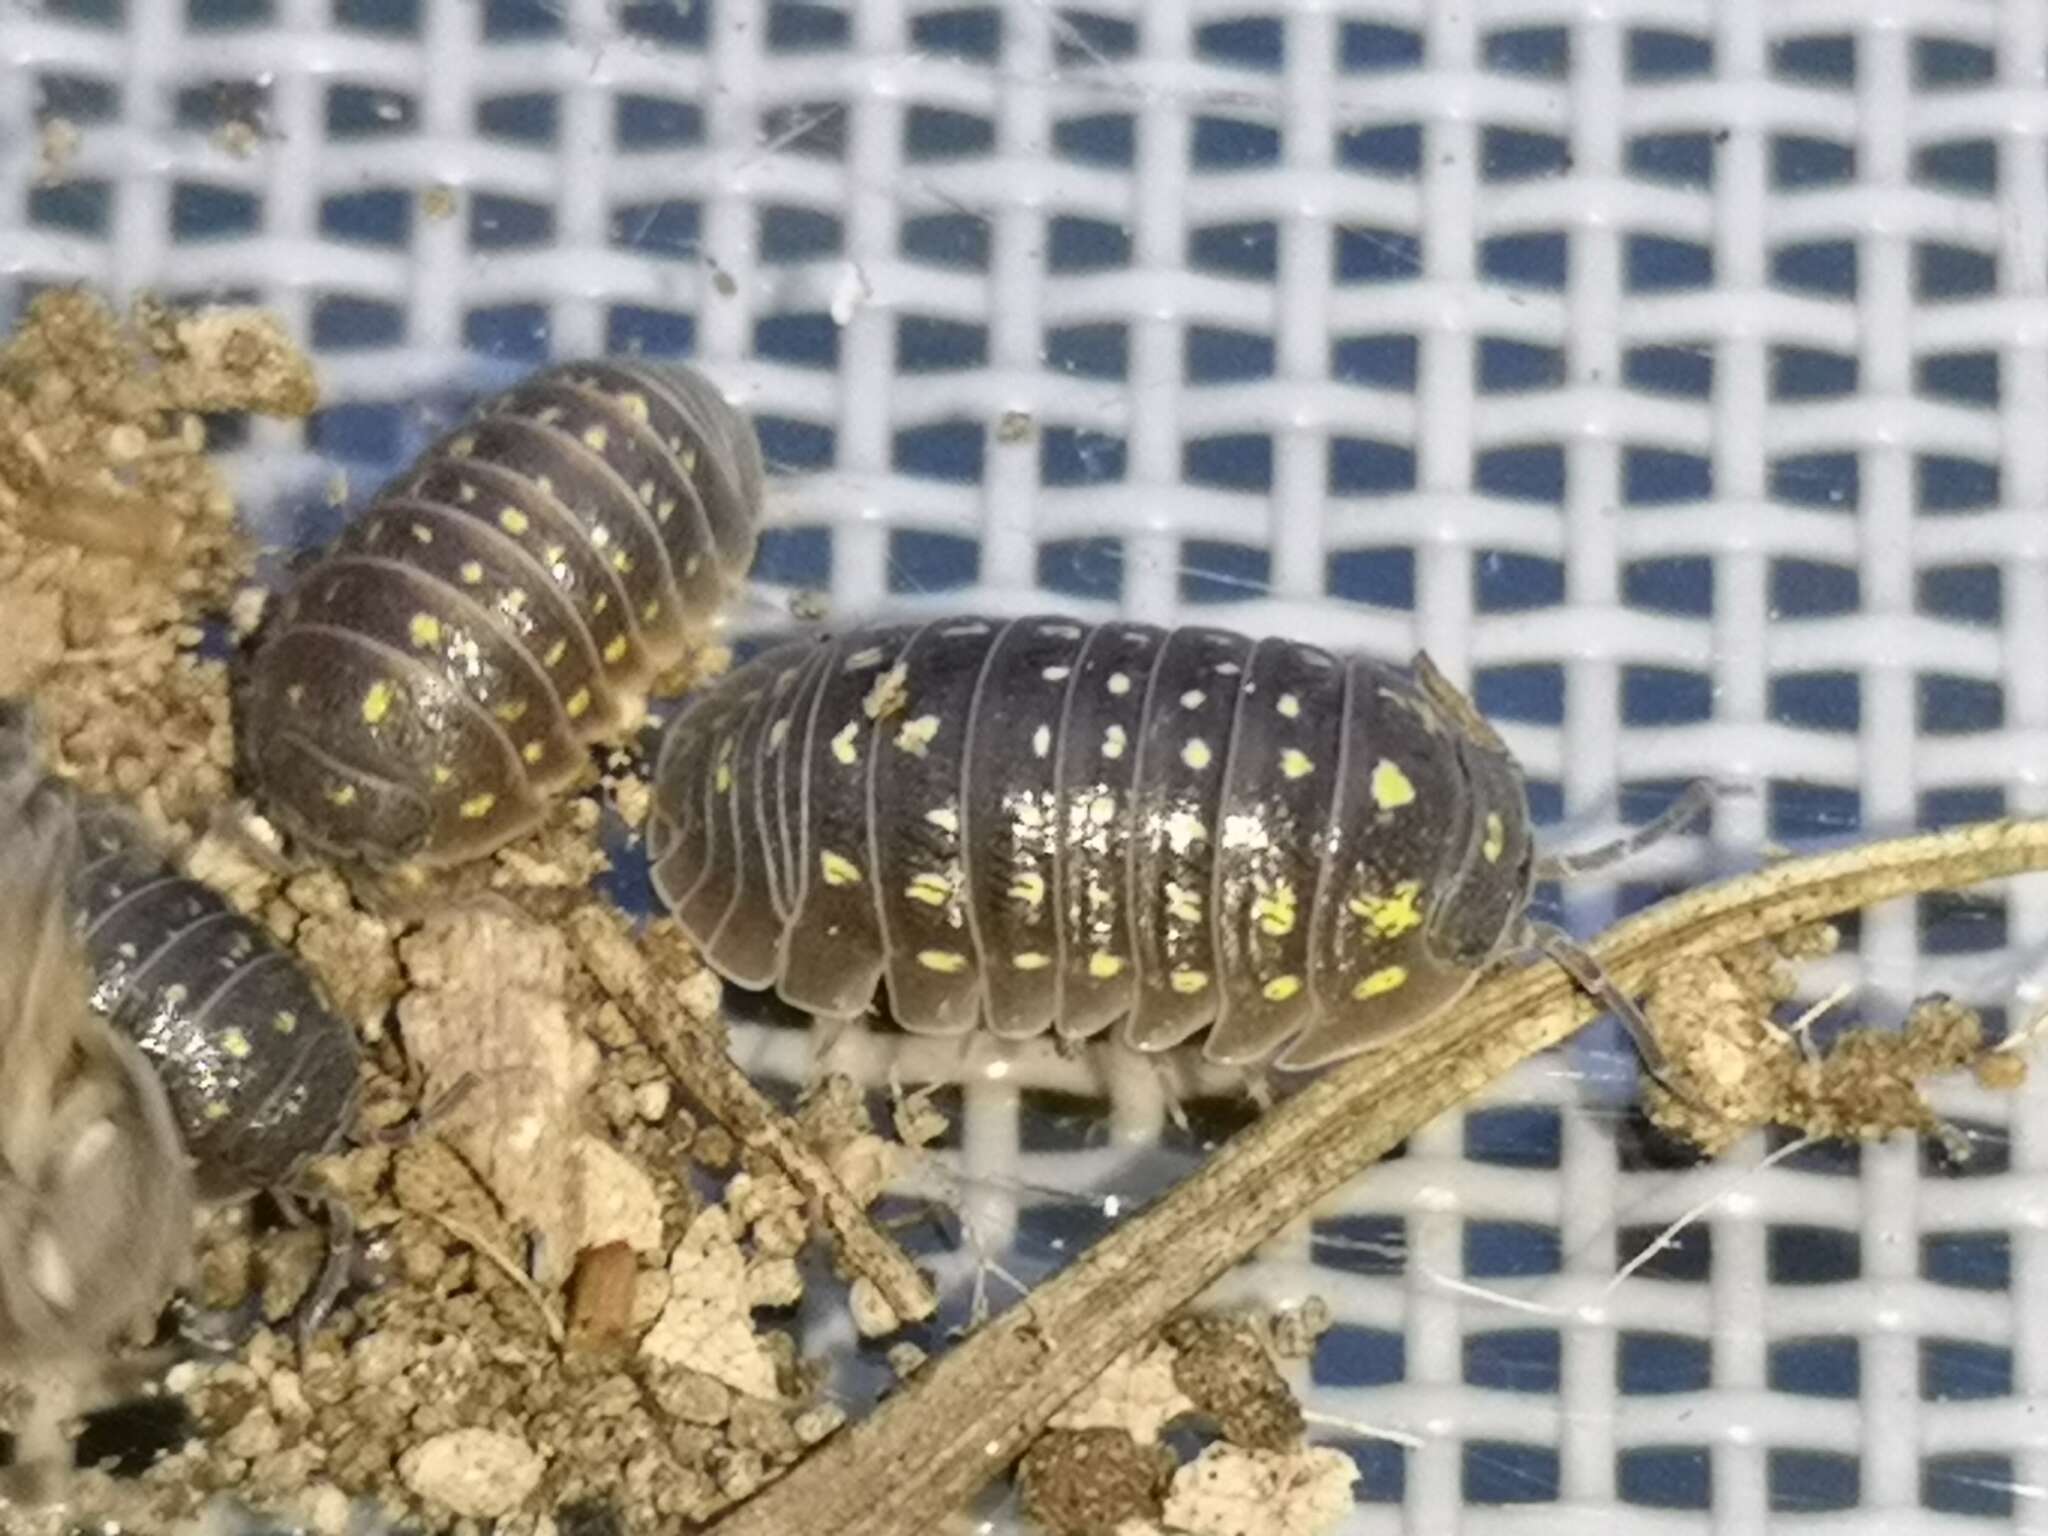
[647,613,1556,1072]
[245,359,764,867]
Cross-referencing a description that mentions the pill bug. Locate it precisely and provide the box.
[647,614,1557,1074]
[0,705,194,1376]
[245,358,765,868]
[67,801,362,1205]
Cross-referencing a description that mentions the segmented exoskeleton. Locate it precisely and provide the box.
[647,614,1549,1073]
[69,803,360,1204]
[245,359,764,868]
[0,704,194,1493]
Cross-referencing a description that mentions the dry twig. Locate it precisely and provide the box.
[708,817,2048,1536]
[562,904,937,1325]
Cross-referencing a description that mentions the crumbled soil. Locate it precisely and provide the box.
[1641,922,2025,1156]
[1018,1314,1356,1536]
[0,291,917,1536]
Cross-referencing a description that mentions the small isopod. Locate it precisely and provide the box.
[648,615,1698,1073]
[68,802,362,1205]
[245,359,765,867]
[0,704,193,1387]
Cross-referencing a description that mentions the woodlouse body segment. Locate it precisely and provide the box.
[247,360,763,868]
[70,803,360,1203]
[649,615,1537,1072]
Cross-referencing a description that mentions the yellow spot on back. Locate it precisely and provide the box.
[1483,811,1506,863]
[460,792,497,820]
[1043,665,1071,682]
[863,663,909,720]
[545,639,568,667]
[1164,881,1201,924]
[1371,758,1417,811]
[409,613,443,649]
[1350,880,1424,939]
[582,424,610,452]
[603,635,629,664]
[831,720,861,766]
[1253,881,1297,937]
[410,522,433,543]
[1088,951,1125,980]
[432,764,453,785]
[1182,738,1212,770]
[286,684,305,707]
[499,506,530,535]
[896,715,941,756]
[1262,974,1303,1003]
[611,550,633,574]
[917,949,967,975]
[204,1100,231,1122]
[1013,951,1051,971]
[1107,672,1131,696]
[1009,872,1046,909]
[1354,964,1409,1000]
[619,392,649,424]
[220,1028,251,1059]
[495,699,528,724]
[643,599,661,622]
[273,1010,298,1035]
[1102,724,1127,759]
[1170,969,1209,995]
[566,688,592,719]
[926,806,960,834]
[1277,693,1301,718]
[768,719,791,751]
[1033,723,1053,758]
[1280,748,1314,780]
[543,544,565,567]
[522,741,545,764]
[1180,689,1205,710]
[361,681,395,724]
[820,851,862,887]
[906,872,952,907]
[1089,794,1116,826]
[459,561,484,585]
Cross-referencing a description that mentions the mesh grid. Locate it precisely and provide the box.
[5,1,2048,1529]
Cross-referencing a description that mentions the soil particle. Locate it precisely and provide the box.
[1165,1318,1302,1454]
[1017,1427,1176,1536]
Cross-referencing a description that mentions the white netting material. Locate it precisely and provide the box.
[5,0,2047,1528]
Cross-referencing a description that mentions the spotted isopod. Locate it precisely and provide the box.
[245,359,764,867]
[68,800,362,1204]
[646,614,1694,1073]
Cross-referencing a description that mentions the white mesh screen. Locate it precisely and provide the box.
[5,1,2047,1529]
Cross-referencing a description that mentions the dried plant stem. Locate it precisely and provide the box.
[563,906,937,1324]
[709,818,2048,1536]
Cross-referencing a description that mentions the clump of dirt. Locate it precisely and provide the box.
[1017,1311,1356,1536]
[0,287,314,828]
[1643,921,2026,1156]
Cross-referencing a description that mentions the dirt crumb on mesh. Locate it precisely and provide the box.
[1021,1309,1349,1536]
[1165,1317,1303,1454]
[1017,1427,1176,1536]
[1644,922,2023,1156]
